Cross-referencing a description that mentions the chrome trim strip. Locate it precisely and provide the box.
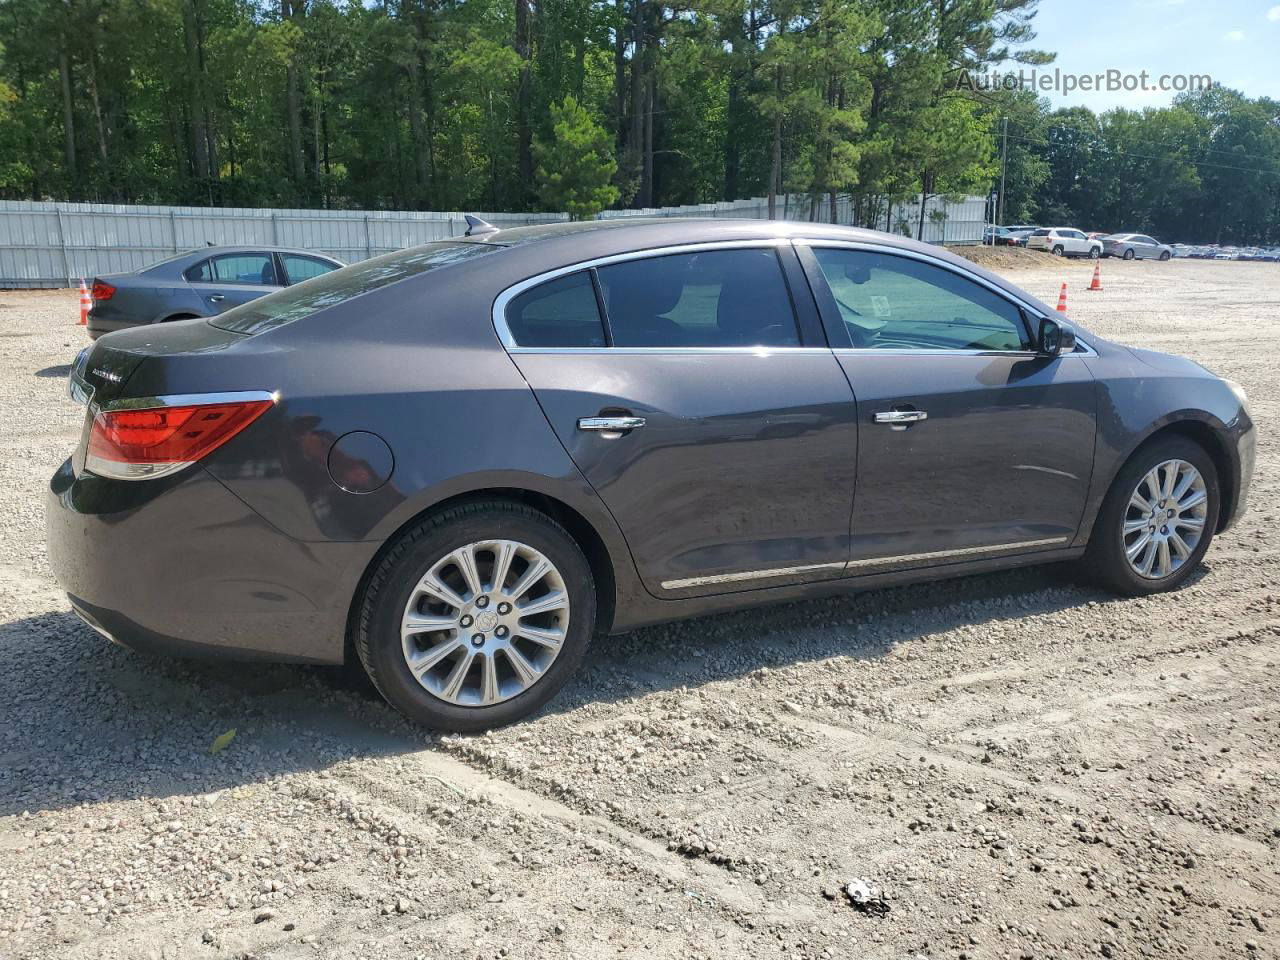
[845,537,1069,570]
[661,561,847,590]
[660,536,1070,589]
[97,390,280,413]
[506,346,833,357]
[492,238,790,352]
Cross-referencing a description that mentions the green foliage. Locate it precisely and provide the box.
[0,0,1274,241]
[533,95,618,219]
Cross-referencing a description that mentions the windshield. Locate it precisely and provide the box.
[209,241,498,335]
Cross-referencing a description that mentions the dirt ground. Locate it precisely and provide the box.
[1,256,1277,960]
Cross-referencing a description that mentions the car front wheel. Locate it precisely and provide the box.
[356,501,596,731]
[1086,436,1220,596]
[1089,247,1101,259]
[1159,251,1171,261]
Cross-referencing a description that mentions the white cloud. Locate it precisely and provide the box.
[1222,30,1245,42]
[1267,5,1280,21]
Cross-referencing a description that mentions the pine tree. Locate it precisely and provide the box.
[533,95,620,220]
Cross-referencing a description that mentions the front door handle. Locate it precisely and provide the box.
[874,409,928,431]
[577,416,646,433]
[208,294,225,302]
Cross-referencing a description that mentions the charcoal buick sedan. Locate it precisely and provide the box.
[48,218,1255,730]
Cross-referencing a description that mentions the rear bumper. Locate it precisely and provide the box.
[46,458,378,664]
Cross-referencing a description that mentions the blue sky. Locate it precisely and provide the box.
[1008,0,1280,111]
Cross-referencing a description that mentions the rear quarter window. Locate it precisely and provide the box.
[209,242,497,335]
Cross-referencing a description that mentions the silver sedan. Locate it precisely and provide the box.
[1103,234,1173,261]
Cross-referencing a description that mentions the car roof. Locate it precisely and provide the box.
[456,217,1061,319]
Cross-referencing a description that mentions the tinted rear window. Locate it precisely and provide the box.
[596,249,799,347]
[209,242,497,335]
[506,272,606,347]
[1031,229,1051,236]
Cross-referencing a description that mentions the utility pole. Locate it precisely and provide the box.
[997,116,1009,230]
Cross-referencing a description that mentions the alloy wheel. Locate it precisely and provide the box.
[1123,459,1208,580]
[400,540,570,706]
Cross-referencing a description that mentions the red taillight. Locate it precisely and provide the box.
[86,396,274,480]
[91,280,116,301]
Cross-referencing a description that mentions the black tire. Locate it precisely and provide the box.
[1089,247,1101,259]
[355,500,596,731]
[1159,251,1171,261]
[1123,249,1136,261]
[1085,435,1220,596]
[1052,245,1065,257]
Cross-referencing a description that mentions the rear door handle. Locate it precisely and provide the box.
[577,416,646,433]
[874,409,927,431]
[207,294,225,302]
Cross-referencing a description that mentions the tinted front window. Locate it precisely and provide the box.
[210,241,497,335]
[812,248,1029,352]
[281,254,339,284]
[596,249,799,348]
[506,272,606,347]
[186,253,277,285]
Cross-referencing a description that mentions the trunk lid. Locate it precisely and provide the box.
[72,320,247,408]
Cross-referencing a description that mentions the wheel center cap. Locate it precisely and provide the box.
[474,611,499,632]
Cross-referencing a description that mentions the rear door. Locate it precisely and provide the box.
[499,241,859,598]
[184,251,281,314]
[798,241,1096,572]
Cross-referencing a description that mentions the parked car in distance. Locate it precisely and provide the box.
[1103,234,1173,261]
[87,246,345,340]
[1026,228,1103,258]
[48,218,1255,731]
[998,227,1037,247]
[984,225,1012,245]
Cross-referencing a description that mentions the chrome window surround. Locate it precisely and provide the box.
[660,536,1071,590]
[491,237,1096,358]
[81,390,279,481]
[492,239,818,355]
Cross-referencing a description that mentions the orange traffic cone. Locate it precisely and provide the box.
[77,278,90,326]
[1086,262,1103,292]
[1055,282,1068,313]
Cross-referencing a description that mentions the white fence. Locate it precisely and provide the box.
[0,194,986,288]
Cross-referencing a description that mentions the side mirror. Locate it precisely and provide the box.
[1037,316,1076,357]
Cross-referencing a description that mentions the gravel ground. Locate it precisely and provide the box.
[1,257,1277,960]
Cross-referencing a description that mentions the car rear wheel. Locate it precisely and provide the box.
[1052,245,1065,256]
[355,500,596,731]
[1085,436,1219,596]
[1123,249,1136,261]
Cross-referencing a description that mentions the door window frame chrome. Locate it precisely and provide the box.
[792,238,1097,358]
[492,238,834,355]
[491,236,1096,358]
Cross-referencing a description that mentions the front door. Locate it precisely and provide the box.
[800,243,1096,573]
[499,243,859,598]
